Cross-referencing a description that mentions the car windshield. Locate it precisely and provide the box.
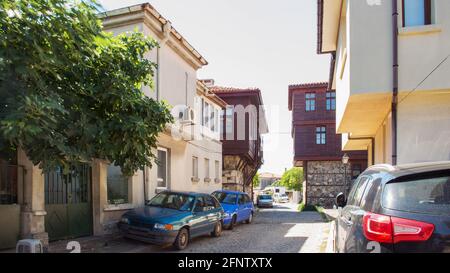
[382,175,450,216]
[146,192,195,212]
[259,195,272,200]
[212,192,237,205]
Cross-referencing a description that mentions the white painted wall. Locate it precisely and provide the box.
[338,0,450,98]
[145,133,222,200]
[398,0,450,93]
[101,12,222,207]
[334,0,450,165]
[397,91,450,163]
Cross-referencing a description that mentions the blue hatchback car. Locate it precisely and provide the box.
[118,191,225,250]
[212,190,255,230]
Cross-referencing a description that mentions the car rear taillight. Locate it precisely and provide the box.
[363,213,393,243]
[363,212,435,244]
[391,217,435,243]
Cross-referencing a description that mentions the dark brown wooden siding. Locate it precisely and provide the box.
[216,93,263,163]
[290,84,367,162]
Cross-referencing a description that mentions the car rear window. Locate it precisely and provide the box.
[382,175,450,215]
[259,195,272,200]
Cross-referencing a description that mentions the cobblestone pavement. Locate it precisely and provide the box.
[48,203,330,253]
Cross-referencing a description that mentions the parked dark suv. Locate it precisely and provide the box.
[333,162,450,253]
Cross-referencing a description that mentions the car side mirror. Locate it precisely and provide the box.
[335,192,347,208]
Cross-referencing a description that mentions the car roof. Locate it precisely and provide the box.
[363,161,450,181]
[161,190,209,197]
[213,190,246,195]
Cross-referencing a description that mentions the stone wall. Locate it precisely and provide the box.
[222,155,247,193]
[222,168,245,192]
[306,161,352,208]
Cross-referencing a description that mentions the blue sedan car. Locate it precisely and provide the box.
[212,190,255,230]
[118,191,225,250]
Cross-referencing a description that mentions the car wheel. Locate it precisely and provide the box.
[174,228,189,250]
[211,221,223,237]
[245,212,253,224]
[227,215,237,230]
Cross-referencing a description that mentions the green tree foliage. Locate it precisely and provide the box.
[278,167,303,191]
[252,173,260,188]
[0,0,173,176]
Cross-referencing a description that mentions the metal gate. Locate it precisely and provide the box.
[45,164,93,241]
[0,164,22,249]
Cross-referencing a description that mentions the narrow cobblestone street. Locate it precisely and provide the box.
[47,203,330,253]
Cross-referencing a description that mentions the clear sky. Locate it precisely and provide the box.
[98,0,330,176]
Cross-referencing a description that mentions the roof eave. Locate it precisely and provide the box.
[99,3,208,67]
[317,0,342,54]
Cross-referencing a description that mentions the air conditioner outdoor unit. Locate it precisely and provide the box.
[180,106,195,125]
[16,239,44,253]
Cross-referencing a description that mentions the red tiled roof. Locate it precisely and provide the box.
[288,82,328,90]
[209,86,261,93]
[288,82,329,111]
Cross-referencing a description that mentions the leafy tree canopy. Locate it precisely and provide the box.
[252,173,260,188]
[277,167,303,191]
[0,0,173,176]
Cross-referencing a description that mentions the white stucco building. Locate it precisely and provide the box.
[94,3,227,235]
[0,3,227,249]
[317,0,450,166]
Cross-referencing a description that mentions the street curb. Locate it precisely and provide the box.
[325,221,335,253]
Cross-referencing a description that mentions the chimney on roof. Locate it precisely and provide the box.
[200,79,215,87]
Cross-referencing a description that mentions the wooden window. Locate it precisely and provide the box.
[305,93,316,111]
[402,0,432,27]
[316,126,326,145]
[326,91,336,111]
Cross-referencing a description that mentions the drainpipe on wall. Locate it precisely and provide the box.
[156,21,172,101]
[392,0,399,165]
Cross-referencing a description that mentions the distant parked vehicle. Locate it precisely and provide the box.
[334,162,450,253]
[273,193,289,203]
[118,191,224,250]
[212,190,254,230]
[257,194,274,208]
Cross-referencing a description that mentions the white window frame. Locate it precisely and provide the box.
[203,101,210,130]
[157,147,168,190]
[204,158,210,179]
[225,106,234,140]
[215,160,220,180]
[106,164,131,205]
[192,156,199,179]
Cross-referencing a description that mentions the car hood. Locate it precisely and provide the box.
[124,206,190,223]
